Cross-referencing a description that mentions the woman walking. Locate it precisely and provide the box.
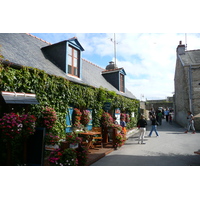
[148,115,159,137]
[185,111,196,134]
[137,115,147,144]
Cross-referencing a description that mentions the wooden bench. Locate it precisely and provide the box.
[91,127,103,148]
[194,151,200,155]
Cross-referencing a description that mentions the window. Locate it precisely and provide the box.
[68,46,80,77]
[120,73,125,92]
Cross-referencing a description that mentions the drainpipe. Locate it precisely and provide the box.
[188,65,193,112]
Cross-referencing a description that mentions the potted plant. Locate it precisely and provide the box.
[61,133,82,150]
[115,133,126,147]
[76,145,89,166]
[48,148,78,166]
[0,112,37,165]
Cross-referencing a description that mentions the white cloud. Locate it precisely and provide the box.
[31,33,200,100]
[74,33,200,100]
[83,33,181,100]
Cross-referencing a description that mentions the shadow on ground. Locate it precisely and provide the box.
[91,153,200,166]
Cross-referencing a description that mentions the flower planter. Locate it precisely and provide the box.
[69,143,79,149]
[72,127,83,132]
[60,141,79,150]
[60,141,69,150]
[45,144,59,151]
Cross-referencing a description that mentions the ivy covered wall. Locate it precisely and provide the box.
[0,63,140,138]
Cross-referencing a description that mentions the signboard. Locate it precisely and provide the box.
[115,108,121,124]
[103,102,111,111]
[66,107,73,133]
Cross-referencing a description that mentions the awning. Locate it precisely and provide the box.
[1,91,39,104]
[194,113,200,118]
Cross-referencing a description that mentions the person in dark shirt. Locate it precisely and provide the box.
[164,108,170,122]
[148,115,159,137]
[137,115,147,144]
[120,116,127,135]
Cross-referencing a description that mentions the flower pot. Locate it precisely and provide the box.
[69,143,79,149]
[60,141,70,150]
[72,127,82,132]
[45,144,59,151]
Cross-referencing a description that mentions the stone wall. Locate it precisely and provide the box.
[191,66,200,130]
[146,102,173,110]
[174,60,200,130]
[174,61,190,128]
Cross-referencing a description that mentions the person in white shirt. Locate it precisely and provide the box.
[185,111,196,134]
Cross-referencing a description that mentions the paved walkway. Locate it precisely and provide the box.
[91,120,200,166]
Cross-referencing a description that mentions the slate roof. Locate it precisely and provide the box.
[0,33,136,99]
[179,49,200,66]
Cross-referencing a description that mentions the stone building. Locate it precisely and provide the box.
[174,41,200,130]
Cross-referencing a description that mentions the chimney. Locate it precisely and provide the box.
[105,61,118,70]
[176,40,185,55]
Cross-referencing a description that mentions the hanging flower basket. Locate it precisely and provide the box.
[81,110,91,126]
[0,112,37,140]
[72,108,83,129]
[101,111,113,127]
[20,114,37,137]
[0,113,22,139]
[41,107,57,130]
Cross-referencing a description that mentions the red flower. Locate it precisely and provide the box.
[57,152,62,156]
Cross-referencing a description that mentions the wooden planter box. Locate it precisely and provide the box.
[60,141,79,150]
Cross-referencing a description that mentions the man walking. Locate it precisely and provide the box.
[164,108,170,122]
[137,115,147,144]
[148,115,159,137]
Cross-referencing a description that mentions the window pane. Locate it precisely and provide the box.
[120,74,124,92]
[74,58,78,67]
[68,46,72,56]
[68,65,72,74]
[74,67,78,76]
[68,55,72,65]
[74,49,78,58]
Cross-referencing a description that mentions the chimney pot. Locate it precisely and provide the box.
[177,41,185,55]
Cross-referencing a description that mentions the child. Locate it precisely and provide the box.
[169,114,172,124]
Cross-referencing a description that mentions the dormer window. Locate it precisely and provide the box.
[41,37,84,78]
[68,45,80,77]
[102,62,126,93]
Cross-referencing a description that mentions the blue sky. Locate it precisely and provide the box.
[2,0,200,195]
[31,33,200,100]
[2,1,199,101]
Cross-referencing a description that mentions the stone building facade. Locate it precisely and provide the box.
[174,41,200,130]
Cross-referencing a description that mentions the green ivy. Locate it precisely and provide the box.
[0,63,140,135]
